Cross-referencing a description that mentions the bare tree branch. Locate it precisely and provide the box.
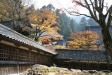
[95,0,98,8]
[99,0,101,9]
[64,8,92,18]
[89,0,97,20]
[85,0,99,22]
[72,0,99,22]
[75,1,88,8]
[105,5,112,17]
[101,0,104,10]
[107,13,112,28]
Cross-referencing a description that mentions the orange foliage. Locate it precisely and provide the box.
[67,30,100,50]
[28,9,59,32]
[40,37,52,45]
[28,9,62,40]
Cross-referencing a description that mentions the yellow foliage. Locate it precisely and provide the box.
[28,9,58,28]
[0,1,9,20]
[28,9,62,40]
[55,45,67,49]
[0,0,25,21]
[67,30,100,50]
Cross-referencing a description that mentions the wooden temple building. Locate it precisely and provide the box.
[55,49,112,70]
[0,24,112,73]
[0,24,56,66]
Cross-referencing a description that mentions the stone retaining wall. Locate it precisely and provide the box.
[21,64,112,75]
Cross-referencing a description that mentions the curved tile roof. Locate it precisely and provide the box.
[0,24,56,54]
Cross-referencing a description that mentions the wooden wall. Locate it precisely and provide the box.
[0,43,53,65]
[54,60,112,70]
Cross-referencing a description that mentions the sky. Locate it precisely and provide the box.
[24,0,112,15]
[23,0,112,22]
[24,0,74,9]
[26,0,112,9]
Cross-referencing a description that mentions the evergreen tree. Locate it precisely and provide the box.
[79,17,87,31]
[56,12,72,39]
[42,4,55,11]
[70,19,78,32]
[87,18,99,26]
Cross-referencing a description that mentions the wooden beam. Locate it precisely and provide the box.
[31,50,37,53]
[19,46,29,50]
[0,40,16,47]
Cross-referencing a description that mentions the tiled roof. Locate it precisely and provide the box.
[0,24,56,54]
[55,49,112,63]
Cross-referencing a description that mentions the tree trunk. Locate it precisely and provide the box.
[101,27,112,58]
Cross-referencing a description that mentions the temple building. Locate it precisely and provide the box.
[0,24,112,71]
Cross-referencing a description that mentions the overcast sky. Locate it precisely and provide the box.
[22,0,111,22]
[26,0,111,8]
[23,0,112,17]
[23,0,73,9]
[34,0,74,9]
[24,0,112,15]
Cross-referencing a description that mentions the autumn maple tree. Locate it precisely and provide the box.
[67,30,100,50]
[28,8,60,41]
[40,37,52,45]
